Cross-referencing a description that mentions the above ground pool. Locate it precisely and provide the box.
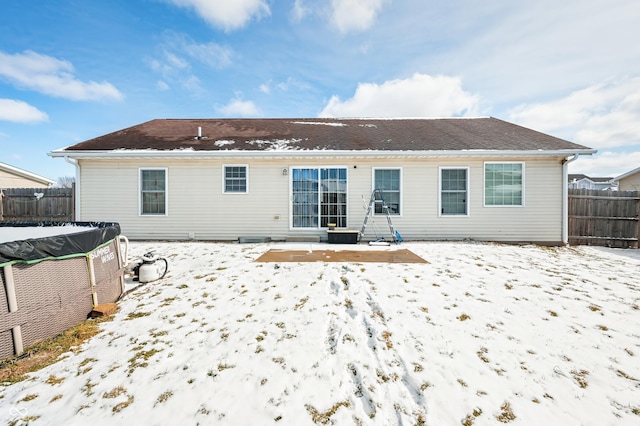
[0,222,124,359]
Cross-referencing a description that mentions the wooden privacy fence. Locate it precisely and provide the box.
[0,186,75,222]
[568,189,640,248]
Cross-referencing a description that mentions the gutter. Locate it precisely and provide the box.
[49,148,598,160]
[64,156,80,221]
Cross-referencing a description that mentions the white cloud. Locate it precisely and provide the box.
[165,0,270,31]
[217,97,261,117]
[164,52,190,70]
[259,78,308,96]
[179,41,233,70]
[0,99,49,123]
[157,80,170,91]
[508,77,640,149]
[160,32,233,70]
[330,0,387,33]
[319,73,479,118]
[290,0,311,22]
[148,32,233,94]
[0,50,123,101]
[568,150,640,178]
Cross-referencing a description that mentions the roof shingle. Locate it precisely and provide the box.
[61,117,591,152]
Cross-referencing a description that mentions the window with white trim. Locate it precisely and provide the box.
[373,168,401,215]
[223,165,248,193]
[440,167,468,216]
[484,162,524,206]
[140,168,167,215]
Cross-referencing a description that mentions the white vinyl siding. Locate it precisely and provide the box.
[139,168,167,216]
[619,172,640,191]
[0,169,52,188]
[76,157,564,243]
[484,162,524,206]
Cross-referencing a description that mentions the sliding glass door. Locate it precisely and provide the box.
[291,167,347,228]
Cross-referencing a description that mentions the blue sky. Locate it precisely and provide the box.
[1,0,639,182]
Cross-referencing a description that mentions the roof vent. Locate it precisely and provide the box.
[194,126,206,140]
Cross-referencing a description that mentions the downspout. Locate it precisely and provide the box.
[561,154,580,245]
[64,156,80,221]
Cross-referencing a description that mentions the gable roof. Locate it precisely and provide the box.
[613,166,640,181]
[0,162,55,186]
[568,174,614,183]
[51,117,595,158]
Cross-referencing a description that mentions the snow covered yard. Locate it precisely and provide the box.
[2,241,640,425]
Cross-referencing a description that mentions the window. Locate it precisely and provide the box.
[140,168,167,215]
[440,167,468,216]
[224,165,248,193]
[485,163,524,206]
[291,167,347,228]
[373,168,401,215]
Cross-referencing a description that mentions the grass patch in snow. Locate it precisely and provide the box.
[0,315,113,383]
[571,370,590,388]
[127,348,163,376]
[462,407,483,425]
[155,390,174,406]
[306,400,351,424]
[458,313,471,321]
[149,329,168,338]
[125,311,151,320]
[381,331,393,349]
[45,375,65,385]
[419,382,432,391]
[112,395,134,413]
[8,415,41,426]
[19,393,38,402]
[616,369,639,382]
[477,347,490,363]
[77,357,97,375]
[103,386,127,399]
[496,402,516,422]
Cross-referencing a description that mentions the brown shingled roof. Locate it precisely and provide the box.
[62,117,591,152]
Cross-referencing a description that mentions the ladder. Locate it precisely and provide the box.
[360,189,402,244]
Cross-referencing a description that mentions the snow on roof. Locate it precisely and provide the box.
[245,139,303,150]
[290,121,348,126]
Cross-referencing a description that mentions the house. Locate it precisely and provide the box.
[48,117,596,245]
[567,174,617,191]
[0,162,55,189]
[612,167,640,192]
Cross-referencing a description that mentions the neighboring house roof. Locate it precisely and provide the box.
[0,162,55,187]
[613,166,640,181]
[51,117,595,157]
[568,174,615,183]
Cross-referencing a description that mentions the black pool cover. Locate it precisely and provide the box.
[0,222,121,266]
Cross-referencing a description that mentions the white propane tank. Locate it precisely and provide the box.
[137,252,169,283]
